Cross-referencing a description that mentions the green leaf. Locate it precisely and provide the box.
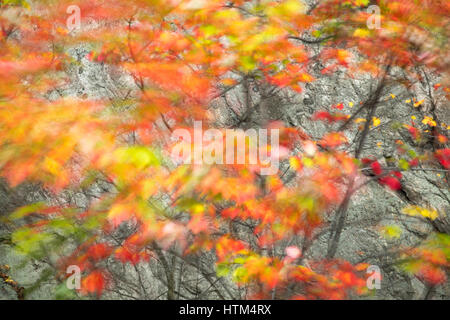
[355,0,369,6]
[382,225,402,239]
[11,229,55,256]
[398,159,410,170]
[200,25,218,38]
[312,30,321,38]
[407,149,417,158]
[2,0,30,8]
[9,202,46,220]
[233,257,246,264]
[232,266,247,282]
[216,263,230,277]
[240,56,257,72]
[48,218,76,235]
[54,283,80,300]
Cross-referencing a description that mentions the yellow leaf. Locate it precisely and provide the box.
[382,225,402,239]
[267,0,306,17]
[402,206,439,220]
[299,73,314,82]
[337,49,350,63]
[422,116,437,127]
[289,157,301,170]
[192,203,205,214]
[414,99,424,107]
[43,157,61,175]
[302,157,314,168]
[353,28,370,38]
[372,117,381,127]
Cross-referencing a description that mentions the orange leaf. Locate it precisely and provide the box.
[81,271,106,296]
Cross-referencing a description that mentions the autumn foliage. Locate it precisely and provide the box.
[0,0,449,299]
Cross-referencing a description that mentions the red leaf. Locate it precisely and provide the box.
[433,83,442,90]
[435,149,450,169]
[216,236,246,261]
[333,103,344,110]
[115,247,142,265]
[418,265,447,285]
[408,126,420,140]
[379,176,401,191]
[221,207,240,219]
[87,243,111,261]
[409,158,419,167]
[371,161,383,175]
[391,171,402,179]
[312,111,348,123]
[187,215,210,234]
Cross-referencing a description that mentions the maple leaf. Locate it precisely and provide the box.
[333,103,344,110]
[402,206,439,221]
[320,132,347,148]
[87,243,112,261]
[216,236,246,262]
[422,116,437,127]
[312,111,348,123]
[372,117,381,127]
[370,161,383,175]
[115,247,143,265]
[81,271,106,297]
[435,149,450,169]
[414,100,424,107]
[379,176,401,191]
[417,265,447,285]
[187,215,210,234]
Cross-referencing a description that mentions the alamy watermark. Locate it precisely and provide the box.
[66,5,81,32]
[170,121,281,175]
[66,265,81,290]
[366,265,381,290]
[367,5,381,30]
